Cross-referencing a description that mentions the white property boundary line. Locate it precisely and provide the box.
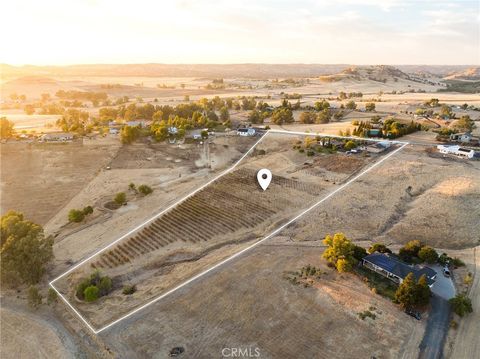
[49,130,408,334]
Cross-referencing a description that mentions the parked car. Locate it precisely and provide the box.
[405,308,421,320]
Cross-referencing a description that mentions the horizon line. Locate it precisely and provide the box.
[2,62,478,68]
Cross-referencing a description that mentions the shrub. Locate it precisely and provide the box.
[89,270,102,286]
[76,271,112,301]
[399,240,423,262]
[98,276,113,296]
[451,257,465,268]
[128,183,137,192]
[368,243,392,254]
[27,286,43,309]
[353,245,367,260]
[464,273,473,286]
[358,310,376,320]
[84,286,100,302]
[138,185,153,195]
[122,284,137,295]
[76,278,91,300]
[82,206,93,216]
[418,246,438,264]
[68,209,85,223]
[449,294,473,317]
[114,192,127,205]
[47,287,58,305]
[306,150,315,157]
[344,140,357,150]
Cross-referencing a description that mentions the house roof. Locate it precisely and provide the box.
[363,252,436,285]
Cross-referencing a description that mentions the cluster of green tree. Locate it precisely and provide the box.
[68,206,93,223]
[24,104,36,115]
[338,91,363,100]
[39,103,65,115]
[424,98,440,107]
[414,108,434,117]
[298,111,328,124]
[56,109,90,134]
[100,83,124,89]
[120,125,142,144]
[345,100,357,110]
[205,78,225,89]
[1,211,53,286]
[0,117,15,139]
[322,233,366,273]
[398,240,438,264]
[114,192,127,205]
[56,90,108,106]
[353,118,420,139]
[271,107,294,125]
[8,93,27,102]
[394,272,431,308]
[368,243,392,254]
[438,253,465,268]
[438,80,480,94]
[282,93,302,99]
[76,271,113,302]
[128,183,153,196]
[59,100,84,108]
[454,115,476,132]
[449,294,473,316]
[365,102,376,112]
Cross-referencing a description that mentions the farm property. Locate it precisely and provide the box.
[51,132,399,329]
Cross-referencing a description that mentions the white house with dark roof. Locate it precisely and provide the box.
[362,252,437,287]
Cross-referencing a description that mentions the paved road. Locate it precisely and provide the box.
[430,265,456,300]
[418,295,451,359]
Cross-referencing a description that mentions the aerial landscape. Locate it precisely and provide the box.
[1,1,479,358]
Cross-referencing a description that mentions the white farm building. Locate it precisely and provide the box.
[437,145,476,159]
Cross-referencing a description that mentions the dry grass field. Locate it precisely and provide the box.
[2,67,479,358]
[99,241,423,359]
[0,139,120,225]
[283,145,480,249]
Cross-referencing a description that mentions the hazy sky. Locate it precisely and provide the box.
[1,0,479,65]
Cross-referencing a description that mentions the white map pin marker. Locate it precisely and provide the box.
[257,169,272,191]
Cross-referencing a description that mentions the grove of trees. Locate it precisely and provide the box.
[394,272,431,308]
[1,211,53,286]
